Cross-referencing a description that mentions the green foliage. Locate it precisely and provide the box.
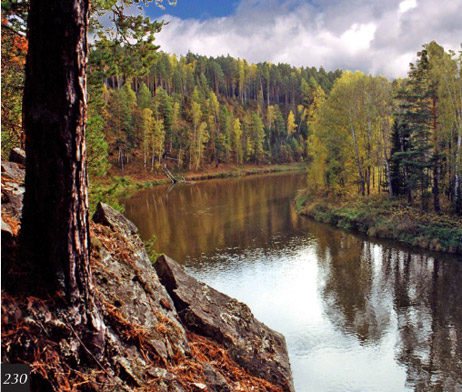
[144,235,162,263]
[1,1,28,155]
[86,49,343,171]
[87,85,110,178]
[87,114,110,178]
[297,193,462,253]
[89,0,167,78]
[88,181,125,215]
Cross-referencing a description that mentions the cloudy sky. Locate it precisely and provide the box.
[143,0,462,78]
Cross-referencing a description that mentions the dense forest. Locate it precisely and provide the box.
[84,51,342,176]
[306,42,462,213]
[1,3,461,214]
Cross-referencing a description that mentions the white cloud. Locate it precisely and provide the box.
[153,0,462,78]
[399,0,417,14]
[340,23,377,54]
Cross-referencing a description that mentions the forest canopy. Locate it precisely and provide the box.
[1,3,461,213]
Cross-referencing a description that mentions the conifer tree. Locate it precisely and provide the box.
[156,86,174,153]
[390,119,412,198]
[397,49,435,209]
[250,112,266,163]
[138,82,153,110]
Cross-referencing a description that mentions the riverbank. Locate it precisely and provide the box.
[90,162,306,213]
[295,193,462,254]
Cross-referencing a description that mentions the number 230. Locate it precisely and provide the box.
[3,373,28,384]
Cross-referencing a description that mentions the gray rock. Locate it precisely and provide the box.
[93,202,138,238]
[91,204,191,365]
[9,148,26,165]
[155,255,295,392]
[1,161,25,182]
[1,161,25,222]
[202,363,230,392]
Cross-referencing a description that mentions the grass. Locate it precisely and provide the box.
[295,192,462,254]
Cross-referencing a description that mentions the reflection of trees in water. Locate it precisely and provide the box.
[123,172,307,261]
[314,223,391,344]
[315,225,462,391]
[393,253,462,391]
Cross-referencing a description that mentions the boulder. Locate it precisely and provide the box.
[155,255,295,392]
[1,161,25,223]
[1,161,25,182]
[93,202,138,238]
[9,148,26,165]
[91,205,191,364]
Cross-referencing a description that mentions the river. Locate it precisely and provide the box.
[122,171,462,392]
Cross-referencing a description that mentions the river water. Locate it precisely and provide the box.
[122,171,462,392]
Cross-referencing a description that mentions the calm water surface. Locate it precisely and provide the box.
[122,172,462,392]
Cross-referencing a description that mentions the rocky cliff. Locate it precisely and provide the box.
[1,156,294,392]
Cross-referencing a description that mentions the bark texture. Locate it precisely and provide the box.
[21,0,104,354]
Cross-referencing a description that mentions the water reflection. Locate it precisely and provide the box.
[122,172,307,261]
[122,172,462,392]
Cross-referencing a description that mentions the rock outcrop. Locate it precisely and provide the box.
[156,255,295,392]
[1,155,294,392]
[1,160,24,244]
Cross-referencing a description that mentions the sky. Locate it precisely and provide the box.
[143,0,462,79]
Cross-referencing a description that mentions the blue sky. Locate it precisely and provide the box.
[141,0,462,78]
[145,1,239,21]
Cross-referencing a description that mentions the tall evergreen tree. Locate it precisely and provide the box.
[397,49,435,209]
[21,0,105,357]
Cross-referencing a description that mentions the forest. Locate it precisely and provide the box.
[306,43,462,214]
[2,2,461,216]
[85,51,342,176]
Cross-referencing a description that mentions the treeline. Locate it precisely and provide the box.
[306,42,462,213]
[2,12,461,214]
[85,51,342,175]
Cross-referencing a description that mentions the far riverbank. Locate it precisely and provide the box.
[295,193,462,254]
[89,162,306,213]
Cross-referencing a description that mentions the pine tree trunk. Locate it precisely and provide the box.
[21,0,104,357]
[366,166,371,196]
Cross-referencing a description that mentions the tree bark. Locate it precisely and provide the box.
[350,124,365,196]
[432,97,441,212]
[21,0,104,356]
[382,124,393,197]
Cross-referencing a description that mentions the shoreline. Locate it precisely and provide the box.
[295,193,462,255]
[90,162,306,212]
